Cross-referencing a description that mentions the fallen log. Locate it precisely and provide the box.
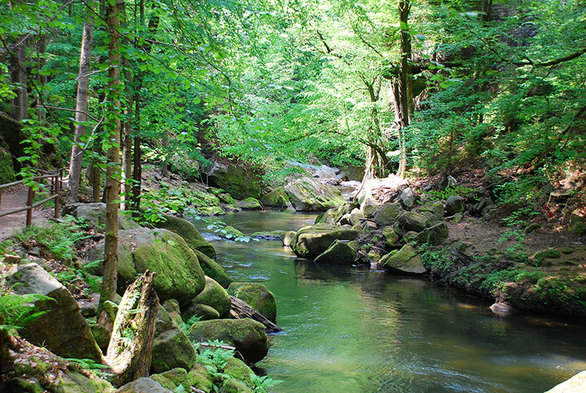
[229,295,282,333]
[105,270,159,387]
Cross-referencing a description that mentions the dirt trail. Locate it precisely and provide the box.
[0,185,52,242]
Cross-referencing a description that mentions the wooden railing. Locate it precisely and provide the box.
[0,169,65,226]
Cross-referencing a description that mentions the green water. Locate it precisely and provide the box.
[195,211,586,393]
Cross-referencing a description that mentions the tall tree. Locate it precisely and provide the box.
[97,0,123,336]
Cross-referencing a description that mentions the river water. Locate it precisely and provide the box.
[193,211,586,393]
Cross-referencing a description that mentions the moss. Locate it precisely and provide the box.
[533,248,561,263]
[193,249,233,288]
[223,357,254,385]
[194,276,232,317]
[260,187,291,208]
[228,282,277,322]
[0,146,16,184]
[153,214,216,258]
[240,197,262,210]
[187,364,215,393]
[55,372,115,393]
[198,206,226,216]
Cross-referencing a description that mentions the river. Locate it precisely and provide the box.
[193,211,586,393]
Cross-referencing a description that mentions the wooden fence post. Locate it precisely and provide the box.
[26,186,34,227]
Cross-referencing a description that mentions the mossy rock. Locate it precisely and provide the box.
[373,203,403,226]
[198,206,226,216]
[240,197,263,210]
[398,211,429,233]
[223,357,254,385]
[569,212,586,236]
[0,146,15,183]
[55,371,115,393]
[208,163,263,200]
[291,224,359,259]
[444,196,465,216]
[153,214,216,258]
[314,240,356,266]
[193,249,233,288]
[62,203,139,231]
[282,231,296,247]
[220,379,254,393]
[417,222,449,245]
[228,282,277,323]
[152,306,197,373]
[261,186,292,208]
[187,318,270,364]
[117,377,174,393]
[151,367,213,393]
[162,299,183,327]
[382,227,400,248]
[193,276,232,317]
[182,303,220,321]
[379,244,426,275]
[284,176,345,212]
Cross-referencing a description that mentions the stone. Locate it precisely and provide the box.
[56,371,115,393]
[62,203,139,231]
[291,224,359,259]
[223,357,254,385]
[373,203,403,226]
[117,378,174,393]
[313,240,356,266]
[314,209,336,225]
[151,365,214,393]
[239,197,263,210]
[193,249,233,288]
[198,206,226,216]
[284,176,345,212]
[444,196,465,216]
[220,379,253,393]
[167,150,200,181]
[545,371,586,393]
[6,263,102,362]
[207,162,263,200]
[261,187,292,209]
[162,299,183,327]
[340,208,364,226]
[193,276,232,317]
[379,244,426,275]
[382,227,400,248]
[228,282,277,323]
[569,211,586,236]
[360,198,379,218]
[182,303,220,321]
[187,319,270,364]
[398,211,428,232]
[152,214,216,258]
[418,222,449,245]
[282,231,296,247]
[251,230,287,241]
[398,187,415,209]
[418,203,444,221]
[0,146,15,183]
[489,302,514,315]
[91,228,206,305]
[152,306,197,373]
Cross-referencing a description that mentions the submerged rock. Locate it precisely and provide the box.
[228,282,277,323]
[291,224,359,259]
[152,214,216,258]
[379,244,426,275]
[284,176,345,212]
[313,240,356,266]
[187,319,270,364]
[6,263,102,362]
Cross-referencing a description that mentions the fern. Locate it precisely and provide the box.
[0,293,55,333]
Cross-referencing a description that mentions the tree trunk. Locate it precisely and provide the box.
[394,0,411,178]
[67,16,94,204]
[106,271,159,387]
[229,296,282,333]
[130,95,142,215]
[98,0,123,337]
[161,130,169,177]
[10,37,28,121]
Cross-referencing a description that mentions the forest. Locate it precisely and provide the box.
[0,0,585,392]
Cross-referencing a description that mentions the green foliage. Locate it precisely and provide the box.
[180,314,202,332]
[425,185,480,202]
[139,184,220,223]
[0,293,54,334]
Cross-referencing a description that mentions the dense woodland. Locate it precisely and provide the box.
[0,0,586,392]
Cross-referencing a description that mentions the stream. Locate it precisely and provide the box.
[193,211,586,393]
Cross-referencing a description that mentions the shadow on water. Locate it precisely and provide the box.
[193,211,586,393]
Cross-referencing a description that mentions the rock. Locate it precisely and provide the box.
[207,162,263,200]
[193,249,233,288]
[261,187,292,209]
[187,319,270,364]
[379,244,426,275]
[314,240,356,266]
[282,231,296,247]
[193,276,232,317]
[220,379,253,393]
[471,197,494,216]
[152,306,197,373]
[56,371,116,393]
[398,187,415,209]
[360,198,378,218]
[6,263,102,362]
[162,299,183,327]
[152,214,216,258]
[444,196,465,216]
[94,228,206,305]
[291,224,359,259]
[314,209,336,225]
[223,357,254,385]
[545,371,586,393]
[167,150,200,181]
[339,208,364,226]
[418,222,449,245]
[239,197,263,210]
[218,192,236,205]
[284,176,345,211]
[198,206,226,216]
[569,211,586,236]
[382,227,400,248]
[228,282,277,323]
[251,230,287,241]
[151,365,214,393]
[398,211,428,232]
[182,303,220,321]
[418,203,444,221]
[62,203,139,231]
[117,377,174,393]
[0,146,15,183]
[373,203,403,226]
[489,302,514,315]
[401,231,419,243]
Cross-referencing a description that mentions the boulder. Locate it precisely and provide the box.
[55,371,116,393]
[417,222,449,245]
[398,187,415,209]
[223,357,254,385]
[152,214,216,258]
[545,371,586,393]
[207,162,263,200]
[0,146,15,183]
[193,276,232,317]
[360,198,378,218]
[382,227,400,249]
[228,282,277,323]
[220,379,253,393]
[284,177,345,212]
[198,206,226,216]
[261,187,292,209]
[339,208,364,226]
[398,211,428,232]
[444,196,465,216]
[182,303,220,321]
[239,197,263,210]
[152,306,197,373]
[187,319,270,364]
[167,150,200,181]
[291,224,359,259]
[282,231,296,247]
[379,244,426,275]
[117,378,174,393]
[569,211,586,236]
[162,300,183,326]
[373,203,403,226]
[193,249,233,288]
[151,366,214,393]
[418,203,444,221]
[313,240,356,266]
[62,203,139,231]
[6,263,102,362]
